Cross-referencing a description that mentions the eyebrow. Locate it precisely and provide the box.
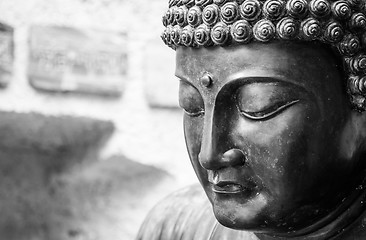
[175,74,189,83]
[176,76,198,93]
[227,71,288,83]
[226,71,307,90]
[221,76,299,90]
[175,67,188,81]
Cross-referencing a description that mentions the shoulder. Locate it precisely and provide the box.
[136,184,214,240]
[136,184,258,240]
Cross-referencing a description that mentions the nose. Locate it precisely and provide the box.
[222,149,246,166]
[198,108,246,170]
[199,147,246,170]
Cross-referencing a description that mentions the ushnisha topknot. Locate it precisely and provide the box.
[161,0,366,111]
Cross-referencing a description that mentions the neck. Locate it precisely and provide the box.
[256,180,366,240]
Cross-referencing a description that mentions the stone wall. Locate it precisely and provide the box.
[0,1,197,239]
[0,0,183,165]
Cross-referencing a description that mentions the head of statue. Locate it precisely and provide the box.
[162,0,366,237]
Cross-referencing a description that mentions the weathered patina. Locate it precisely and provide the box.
[138,0,366,239]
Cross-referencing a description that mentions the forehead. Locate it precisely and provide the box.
[175,42,341,94]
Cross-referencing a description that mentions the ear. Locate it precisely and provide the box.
[352,111,366,140]
[341,111,366,160]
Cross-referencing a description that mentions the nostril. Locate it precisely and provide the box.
[198,151,220,170]
[222,149,246,167]
[198,149,246,170]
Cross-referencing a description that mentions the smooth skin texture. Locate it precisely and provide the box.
[176,42,366,236]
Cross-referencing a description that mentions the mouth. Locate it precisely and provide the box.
[212,182,246,194]
[211,181,259,197]
[207,169,261,197]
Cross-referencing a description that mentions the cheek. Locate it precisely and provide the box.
[183,115,206,180]
[183,114,202,156]
[233,105,320,194]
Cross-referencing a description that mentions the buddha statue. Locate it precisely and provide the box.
[137,0,366,239]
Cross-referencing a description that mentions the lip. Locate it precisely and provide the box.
[207,169,261,196]
[210,180,260,197]
[212,181,247,194]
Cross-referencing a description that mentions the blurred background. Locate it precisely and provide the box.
[0,0,198,239]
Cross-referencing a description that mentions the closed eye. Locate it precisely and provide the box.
[183,109,205,117]
[240,100,300,120]
[179,80,205,117]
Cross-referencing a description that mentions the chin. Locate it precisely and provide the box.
[213,207,286,235]
[214,211,258,230]
[210,193,271,231]
[210,193,305,234]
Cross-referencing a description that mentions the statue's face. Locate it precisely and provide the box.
[176,42,366,234]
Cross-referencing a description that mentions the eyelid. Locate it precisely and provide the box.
[239,100,300,120]
[179,80,205,117]
[183,109,205,117]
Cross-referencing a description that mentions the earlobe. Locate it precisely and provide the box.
[352,112,366,142]
[341,112,366,160]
